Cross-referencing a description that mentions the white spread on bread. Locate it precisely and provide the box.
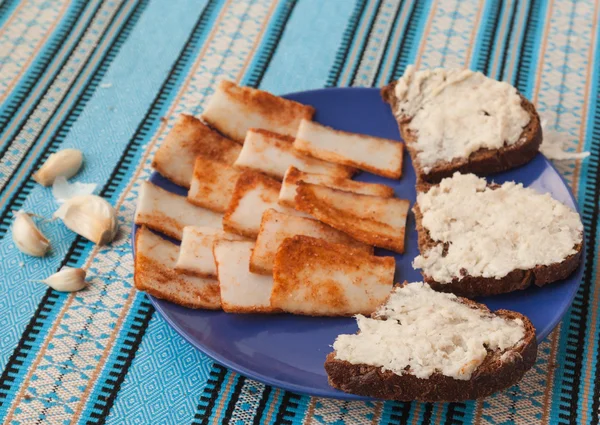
[394,66,531,173]
[333,282,526,380]
[413,173,583,283]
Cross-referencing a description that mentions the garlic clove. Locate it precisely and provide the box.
[12,211,50,256]
[33,149,83,187]
[42,267,87,292]
[54,195,119,245]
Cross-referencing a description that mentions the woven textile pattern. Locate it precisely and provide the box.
[0,0,597,423]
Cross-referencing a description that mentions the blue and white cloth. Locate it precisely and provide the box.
[0,0,598,423]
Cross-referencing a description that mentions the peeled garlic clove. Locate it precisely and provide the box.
[54,195,118,245]
[43,267,87,292]
[33,149,83,187]
[12,211,50,256]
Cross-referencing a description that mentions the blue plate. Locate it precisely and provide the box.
[133,87,585,400]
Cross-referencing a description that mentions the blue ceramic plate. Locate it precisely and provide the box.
[133,87,585,400]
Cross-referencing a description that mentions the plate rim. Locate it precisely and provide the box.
[134,86,586,400]
[148,295,368,399]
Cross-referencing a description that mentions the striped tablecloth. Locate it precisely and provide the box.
[0,0,597,423]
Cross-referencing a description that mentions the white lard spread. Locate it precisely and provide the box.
[333,282,526,380]
[394,66,531,173]
[413,173,583,283]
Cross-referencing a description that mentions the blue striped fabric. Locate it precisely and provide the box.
[0,0,597,423]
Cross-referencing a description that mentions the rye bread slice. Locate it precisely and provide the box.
[381,82,542,184]
[413,193,583,299]
[325,292,537,402]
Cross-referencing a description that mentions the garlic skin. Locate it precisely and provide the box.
[43,267,87,292]
[52,176,97,204]
[12,211,50,256]
[54,195,118,245]
[33,149,83,187]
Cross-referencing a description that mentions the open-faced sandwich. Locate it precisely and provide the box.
[382,66,542,183]
[325,282,537,401]
[412,173,583,297]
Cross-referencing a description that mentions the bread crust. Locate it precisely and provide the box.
[324,298,538,402]
[413,202,583,298]
[381,82,542,184]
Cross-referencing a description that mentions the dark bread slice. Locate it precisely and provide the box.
[381,82,542,184]
[325,293,538,402]
[413,196,583,299]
